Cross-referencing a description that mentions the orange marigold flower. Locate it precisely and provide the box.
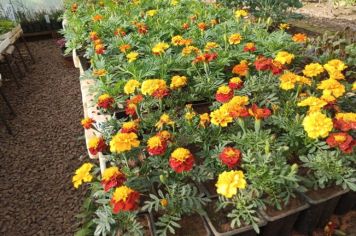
[111,186,140,213]
[219,147,242,169]
[169,148,195,173]
[147,136,167,156]
[88,136,107,155]
[249,104,271,120]
[93,69,107,77]
[119,44,131,53]
[160,198,168,207]
[101,166,126,192]
[125,103,137,116]
[71,3,78,12]
[171,35,185,46]
[216,85,233,103]
[228,77,243,90]
[157,130,172,141]
[182,22,190,30]
[232,60,249,77]
[326,132,355,154]
[92,14,103,22]
[199,113,210,128]
[182,46,200,56]
[193,53,218,64]
[243,42,256,52]
[197,22,207,31]
[121,121,139,133]
[110,132,140,153]
[95,44,105,54]
[292,33,308,43]
[97,94,114,109]
[81,117,95,129]
[229,33,242,45]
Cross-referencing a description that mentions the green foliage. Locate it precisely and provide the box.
[0,19,14,34]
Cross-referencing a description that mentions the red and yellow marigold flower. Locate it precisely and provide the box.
[235,9,248,18]
[292,33,308,43]
[210,107,233,127]
[101,166,126,192]
[110,132,140,153]
[169,148,195,173]
[197,22,207,31]
[182,22,190,30]
[199,113,210,127]
[121,121,139,133]
[193,53,218,64]
[141,79,169,98]
[147,136,167,156]
[81,117,95,129]
[326,132,355,154]
[243,42,256,52]
[119,44,131,53]
[302,111,333,139]
[125,103,137,116]
[274,51,295,65]
[88,136,106,155]
[232,60,248,77]
[95,44,105,54]
[216,170,246,198]
[114,28,126,37]
[170,75,188,90]
[219,147,242,169]
[171,35,185,46]
[111,186,140,213]
[155,113,174,130]
[157,130,172,141]
[333,113,356,131]
[303,63,324,77]
[248,104,271,120]
[89,31,99,41]
[297,96,327,113]
[152,42,169,55]
[97,94,114,109]
[124,79,140,94]
[216,85,233,103]
[229,33,242,45]
[228,77,243,90]
[72,163,94,189]
[223,96,250,118]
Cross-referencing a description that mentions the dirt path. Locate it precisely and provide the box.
[0,39,86,235]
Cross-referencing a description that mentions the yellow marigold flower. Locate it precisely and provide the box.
[210,107,233,127]
[228,33,242,45]
[102,166,121,181]
[229,95,249,107]
[205,42,219,51]
[121,121,138,133]
[352,81,356,91]
[160,198,168,207]
[171,0,179,6]
[124,79,141,94]
[324,59,347,72]
[199,113,210,127]
[185,111,196,120]
[112,186,134,202]
[317,78,345,100]
[275,51,295,65]
[302,111,333,139]
[328,69,345,80]
[155,113,174,129]
[216,170,246,198]
[147,136,163,148]
[279,23,290,30]
[217,85,231,95]
[171,35,184,46]
[335,113,356,122]
[182,46,200,56]
[296,76,312,86]
[126,51,139,63]
[297,96,327,113]
[235,9,248,18]
[303,63,324,77]
[141,79,167,96]
[152,42,169,55]
[279,72,298,90]
[171,148,191,162]
[93,69,107,77]
[110,132,140,153]
[170,75,188,89]
[146,9,157,17]
[72,163,94,188]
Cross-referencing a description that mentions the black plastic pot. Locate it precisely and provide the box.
[259,195,309,236]
[334,191,356,215]
[190,100,211,114]
[294,186,349,235]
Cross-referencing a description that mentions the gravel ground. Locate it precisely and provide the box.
[0,39,87,235]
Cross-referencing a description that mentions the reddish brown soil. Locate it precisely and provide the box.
[0,39,87,235]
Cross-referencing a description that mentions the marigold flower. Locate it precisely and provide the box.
[160,198,168,207]
[88,136,106,155]
[228,33,242,45]
[232,60,249,77]
[89,31,99,41]
[249,104,271,120]
[271,60,285,75]
[197,22,207,31]
[182,22,190,30]
[93,69,107,77]
[119,44,131,53]
[121,121,139,133]
[324,59,347,72]
[71,3,78,12]
[136,23,148,34]
[333,113,356,131]
[279,72,311,90]
[110,132,140,153]
[353,82,356,91]
[235,9,248,18]
[141,79,168,98]
[243,42,256,52]
[72,163,94,189]
[224,96,249,118]
[124,79,140,94]
[205,42,219,51]
[303,63,324,77]
[171,35,185,46]
[211,19,218,26]
[317,79,345,101]
[182,46,200,56]
[81,117,95,129]
[146,9,157,17]
[292,33,308,43]
[95,44,105,54]
[199,113,210,127]
[210,107,233,127]
[147,136,167,156]
[216,170,246,198]
[152,42,169,55]
[170,76,188,89]
[114,28,126,36]
[111,186,140,213]
[326,132,355,154]
[92,14,103,22]
[275,51,295,65]
[219,147,242,169]
[125,103,137,116]
[185,111,196,121]
[157,130,172,141]
[228,77,243,90]
[193,53,218,64]
[216,85,233,103]
[169,148,195,173]
[302,111,333,139]
[97,94,114,109]
[328,69,345,80]
[101,166,126,192]
[279,23,290,30]
[155,113,174,129]
[254,56,272,71]
[297,96,327,113]
[126,51,139,63]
